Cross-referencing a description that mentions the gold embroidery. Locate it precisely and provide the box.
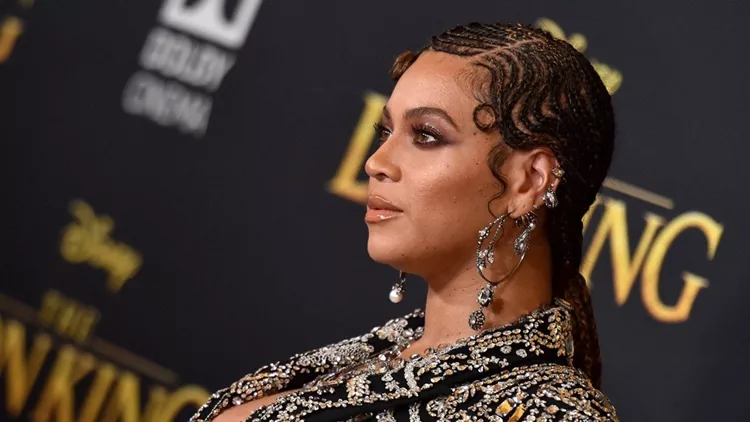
[508,404,526,422]
[496,399,512,416]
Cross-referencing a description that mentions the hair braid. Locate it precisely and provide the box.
[549,186,603,388]
[390,23,615,388]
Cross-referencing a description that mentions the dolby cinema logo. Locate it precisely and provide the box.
[122,0,263,137]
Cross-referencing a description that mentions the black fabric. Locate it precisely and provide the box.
[234,303,576,422]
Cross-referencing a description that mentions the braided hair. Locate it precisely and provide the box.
[390,23,615,389]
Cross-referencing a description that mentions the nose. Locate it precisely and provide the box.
[365,139,402,182]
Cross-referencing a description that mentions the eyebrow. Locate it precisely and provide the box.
[381,106,392,122]
[381,106,459,130]
[405,106,459,130]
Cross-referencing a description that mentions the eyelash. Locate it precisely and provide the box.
[372,123,444,147]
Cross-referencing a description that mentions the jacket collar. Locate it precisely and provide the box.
[192,299,576,422]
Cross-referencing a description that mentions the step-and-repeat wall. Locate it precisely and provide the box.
[1,1,747,421]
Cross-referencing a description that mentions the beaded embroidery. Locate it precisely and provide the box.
[190,301,618,421]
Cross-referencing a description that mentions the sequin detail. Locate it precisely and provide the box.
[189,301,618,422]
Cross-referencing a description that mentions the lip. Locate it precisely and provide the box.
[365,195,403,223]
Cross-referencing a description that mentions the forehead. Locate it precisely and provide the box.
[388,52,480,123]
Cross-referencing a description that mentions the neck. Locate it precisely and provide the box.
[416,239,553,347]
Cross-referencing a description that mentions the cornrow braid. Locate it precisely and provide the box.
[390,23,615,389]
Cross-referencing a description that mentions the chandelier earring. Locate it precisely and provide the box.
[469,212,513,330]
[468,165,566,330]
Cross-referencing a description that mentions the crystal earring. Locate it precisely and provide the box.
[469,210,541,331]
[476,213,508,273]
[469,213,509,330]
[542,187,558,209]
[389,271,407,303]
[513,210,538,255]
[543,166,564,209]
[468,166,565,330]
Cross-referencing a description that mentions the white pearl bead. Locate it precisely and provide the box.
[389,289,403,303]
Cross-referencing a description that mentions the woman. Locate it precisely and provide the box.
[191,22,618,422]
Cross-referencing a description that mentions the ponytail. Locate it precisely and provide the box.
[550,209,603,389]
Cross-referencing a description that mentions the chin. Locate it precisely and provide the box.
[366,234,407,267]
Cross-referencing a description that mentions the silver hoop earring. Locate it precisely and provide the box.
[469,210,539,331]
[389,271,407,303]
[469,213,509,330]
[476,213,508,274]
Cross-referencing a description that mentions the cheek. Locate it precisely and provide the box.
[406,155,500,249]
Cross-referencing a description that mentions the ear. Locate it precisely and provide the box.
[505,148,560,219]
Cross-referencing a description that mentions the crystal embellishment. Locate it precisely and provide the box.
[543,188,558,208]
[188,302,618,422]
[468,310,486,330]
[477,286,494,307]
[513,230,530,255]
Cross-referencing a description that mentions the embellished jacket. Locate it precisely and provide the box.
[190,301,618,421]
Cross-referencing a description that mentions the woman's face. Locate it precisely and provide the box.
[365,52,512,278]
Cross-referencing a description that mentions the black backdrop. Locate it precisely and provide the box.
[1,1,749,421]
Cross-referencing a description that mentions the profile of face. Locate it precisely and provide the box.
[364,52,558,280]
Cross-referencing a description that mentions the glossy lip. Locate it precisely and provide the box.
[365,195,403,223]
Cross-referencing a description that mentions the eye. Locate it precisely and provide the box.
[412,124,443,147]
[373,122,391,146]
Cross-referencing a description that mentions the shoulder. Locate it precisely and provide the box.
[191,310,423,421]
[441,363,618,421]
[249,309,423,378]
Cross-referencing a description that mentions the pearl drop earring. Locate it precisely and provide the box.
[389,271,407,303]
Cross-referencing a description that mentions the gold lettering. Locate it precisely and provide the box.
[0,16,23,64]
[534,18,622,94]
[0,317,53,417]
[142,387,169,422]
[591,59,623,97]
[158,386,210,422]
[581,195,603,234]
[32,345,96,422]
[40,290,100,343]
[78,363,117,422]
[101,371,172,422]
[641,212,723,322]
[60,200,142,292]
[535,18,587,52]
[100,371,141,422]
[40,290,63,324]
[580,197,664,301]
[328,92,387,204]
[0,314,206,421]
[74,310,98,344]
